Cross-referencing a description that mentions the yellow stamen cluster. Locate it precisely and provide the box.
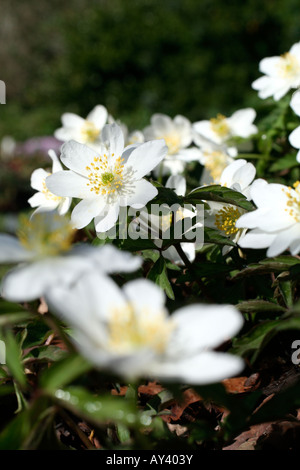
[85,154,124,196]
[108,303,174,355]
[18,213,74,257]
[42,175,62,203]
[163,134,181,155]
[203,150,229,182]
[80,121,100,143]
[215,206,241,236]
[210,114,230,138]
[277,52,300,78]
[283,181,300,222]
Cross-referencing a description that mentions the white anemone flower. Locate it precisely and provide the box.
[0,212,142,302]
[197,142,238,185]
[46,274,244,384]
[204,159,256,254]
[252,42,300,101]
[236,178,300,257]
[143,113,202,176]
[54,105,108,151]
[28,150,72,216]
[46,123,167,233]
[288,90,300,163]
[193,108,257,146]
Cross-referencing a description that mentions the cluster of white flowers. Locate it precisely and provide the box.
[0,102,251,385]
[5,40,300,386]
[234,41,300,257]
[0,210,244,384]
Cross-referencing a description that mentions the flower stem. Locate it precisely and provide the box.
[174,243,213,301]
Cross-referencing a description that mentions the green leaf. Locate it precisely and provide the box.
[276,278,294,308]
[147,256,175,300]
[0,300,33,326]
[50,385,140,427]
[0,313,32,327]
[204,227,236,247]
[269,153,298,172]
[232,255,300,280]
[1,328,26,388]
[0,398,57,450]
[24,345,68,363]
[40,353,92,392]
[114,237,158,252]
[151,184,184,206]
[185,185,254,211]
[236,300,286,314]
[231,313,300,362]
[0,300,30,315]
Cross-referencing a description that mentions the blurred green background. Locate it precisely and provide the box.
[1,0,300,140]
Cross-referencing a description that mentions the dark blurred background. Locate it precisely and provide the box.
[1,0,300,141]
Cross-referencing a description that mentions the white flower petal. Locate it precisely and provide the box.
[48,149,63,173]
[151,351,244,385]
[47,270,127,328]
[28,192,53,209]
[289,126,300,149]
[92,244,142,273]
[120,179,157,208]
[166,174,186,196]
[30,168,49,191]
[61,113,85,128]
[238,229,277,250]
[71,197,106,229]
[146,114,174,137]
[124,139,168,179]
[290,90,300,116]
[228,108,257,138]
[193,120,220,144]
[94,203,120,233]
[267,224,300,257]
[274,84,292,101]
[123,278,166,314]
[86,105,108,130]
[60,140,99,176]
[58,197,72,215]
[175,147,203,161]
[259,56,280,76]
[100,123,124,158]
[0,235,33,263]
[46,171,91,199]
[1,256,92,302]
[169,304,244,355]
[234,164,256,192]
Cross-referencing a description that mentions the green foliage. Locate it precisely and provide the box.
[2,0,300,139]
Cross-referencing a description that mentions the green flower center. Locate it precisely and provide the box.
[101,172,115,185]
